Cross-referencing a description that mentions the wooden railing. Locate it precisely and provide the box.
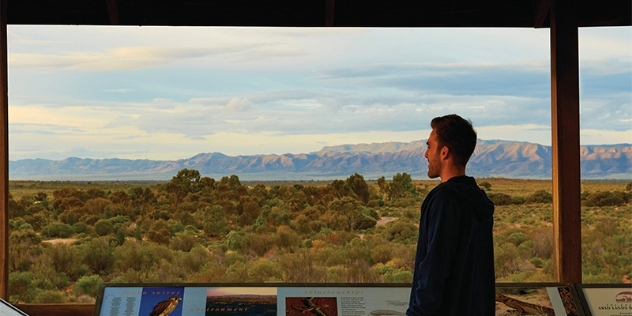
[15,304,94,316]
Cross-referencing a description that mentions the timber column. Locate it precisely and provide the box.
[0,0,7,299]
[550,0,582,283]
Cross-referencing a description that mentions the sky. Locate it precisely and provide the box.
[6,26,632,161]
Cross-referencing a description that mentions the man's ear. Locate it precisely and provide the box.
[440,146,450,159]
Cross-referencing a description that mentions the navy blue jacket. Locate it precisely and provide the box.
[407,176,495,316]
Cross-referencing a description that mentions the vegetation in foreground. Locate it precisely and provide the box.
[7,170,632,303]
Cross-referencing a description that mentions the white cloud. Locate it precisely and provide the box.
[580,27,632,61]
[104,88,133,93]
[5,25,631,160]
[580,129,632,145]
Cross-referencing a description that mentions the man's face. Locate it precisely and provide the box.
[425,129,442,179]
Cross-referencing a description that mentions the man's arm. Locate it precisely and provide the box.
[408,192,461,315]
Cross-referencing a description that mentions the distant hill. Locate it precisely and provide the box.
[9,140,632,181]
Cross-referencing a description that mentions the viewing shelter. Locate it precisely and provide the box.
[0,0,629,314]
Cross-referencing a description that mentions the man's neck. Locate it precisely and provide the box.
[439,165,466,183]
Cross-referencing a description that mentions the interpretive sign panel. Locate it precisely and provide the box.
[495,283,584,316]
[577,284,632,316]
[0,298,29,316]
[94,283,584,316]
[278,286,409,315]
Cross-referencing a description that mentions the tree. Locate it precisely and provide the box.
[239,200,261,226]
[246,260,283,282]
[203,205,228,237]
[94,219,114,236]
[82,198,112,218]
[41,222,74,238]
[377,176,387,196]
[327,197,366,231]
[169,168,204,196]
[9,228,42,271]
[388,172,416,200]
[109,190,129,205]
[129,187,157,217]
[274,225,300,252]
[383,221,418,243]
[80,238,114,274]
[9,271,36,302]
[8,193,25,218]
[329,179,351,199]
[345,173,370,204]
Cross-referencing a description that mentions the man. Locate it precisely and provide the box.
[407,114,495,316]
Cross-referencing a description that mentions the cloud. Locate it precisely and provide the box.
[6,25,631,161]
[580,27,632,62]
[95,87,549,141]
[580,128,632,145]
[318,61,551,98]
[9,47,212,71]
[9,123,86,135]
[104,88,133,93]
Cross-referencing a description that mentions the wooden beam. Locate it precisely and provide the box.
[106,0,119,25]
[534,0,551,28]
[0,0,8,300]
[325,0,335,27]
[550,0,582,283]
[16,304,94,316]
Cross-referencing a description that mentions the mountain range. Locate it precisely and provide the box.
[9,139,632,181]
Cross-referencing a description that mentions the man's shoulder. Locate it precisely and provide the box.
[425,184,462,207]
[431,176,480,194]
[429,181,462,197]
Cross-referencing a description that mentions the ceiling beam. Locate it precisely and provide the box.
[106,0,119,25]
[326,0,335,26]
[534,0,551,28]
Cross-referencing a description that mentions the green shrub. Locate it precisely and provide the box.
[479,181,492,191]
[384,221,417,244]
[73,222,88,234]
[73,275,103,297]
[507,232,526,246]
[527,190,552,203]
[488,193,513,205]
[41,222,74,238]
[383,269,413,283]
[9,271,35,300]
[530,257,544,268]
[362,208,379,220]
[584,191,626,207]
[35,290,66,303]
[93,219,113,236]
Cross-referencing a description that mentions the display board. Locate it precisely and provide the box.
[577,284,632,316]
[0,297,29,316]
[495,283,585,315]
[94,284,411,316]
[94,283,586,316]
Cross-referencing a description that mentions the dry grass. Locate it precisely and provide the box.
[9,180,160,200]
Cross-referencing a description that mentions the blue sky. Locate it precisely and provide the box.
[7,26,631,161]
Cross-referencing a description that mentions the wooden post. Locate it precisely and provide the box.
[0,0,9,299]
[550,0,582,283]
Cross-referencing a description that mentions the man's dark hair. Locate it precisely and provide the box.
[430,114,477,166]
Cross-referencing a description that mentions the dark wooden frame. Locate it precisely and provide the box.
[0,0,628,314]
